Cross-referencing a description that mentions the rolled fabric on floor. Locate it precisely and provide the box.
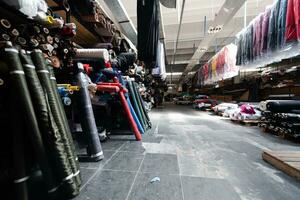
[76,63,104,161]
[30,49,81,190]
[19,51,78,197]
[266,100,300,113]
[75,49,109,62]
[127,97,144,134]
[127,80,147,130]
[133,82,151,128]
[3,47,57,196]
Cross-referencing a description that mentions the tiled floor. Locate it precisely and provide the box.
[75,104,300,200]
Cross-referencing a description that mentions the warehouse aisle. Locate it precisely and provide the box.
[75,104,300,200]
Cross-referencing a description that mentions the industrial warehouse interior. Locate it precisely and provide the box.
[1,0,300,200]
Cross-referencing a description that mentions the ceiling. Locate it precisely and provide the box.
[121,0,275,83]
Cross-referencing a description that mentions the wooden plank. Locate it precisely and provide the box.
[262,151,300,180]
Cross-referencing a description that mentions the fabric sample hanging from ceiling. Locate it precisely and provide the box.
[137,0,159,66]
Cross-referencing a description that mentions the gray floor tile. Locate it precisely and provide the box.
[79,150,115,169]
[128,173,183,200]
[101,140,125,151]
[119,141,145,153]
[103,151,144,171]
[74,170,135,200]
[140,153,179,175]
[181,176,241,200]
[79,168,97,186]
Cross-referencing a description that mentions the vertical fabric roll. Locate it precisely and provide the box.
[127,80,147,130]
[76,63,104,161]
[10,92,28,200]
[47,60,81,187]
[133,82,151,127]
[30,50,81,189]
[19,52,79,198]
[3,47,57,195]
[127,97,144,134]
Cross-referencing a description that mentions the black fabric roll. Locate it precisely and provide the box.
[266,100,300,113]
[30,50,81,191]
[127,80,146,130]
[19,52,79,197]
[10,87,28,200]
[76,63,103,161]
[3,47,57,195]
[137,0,159,64]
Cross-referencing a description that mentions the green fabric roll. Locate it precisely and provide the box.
[31,50,81,196]
[3,47,57,195]
[19,52,79,197]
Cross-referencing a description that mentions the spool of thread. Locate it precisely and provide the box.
[75,48,109,62]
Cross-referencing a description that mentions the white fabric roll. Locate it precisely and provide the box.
[75,48,109,62]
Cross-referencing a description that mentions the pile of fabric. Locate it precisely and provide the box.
[259,100,300,139]
[212,103,239,115]
[229,104,262,121]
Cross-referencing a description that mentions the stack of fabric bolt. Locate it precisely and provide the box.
[259,100,300,139]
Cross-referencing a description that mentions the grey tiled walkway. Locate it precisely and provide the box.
[75,104,300,200]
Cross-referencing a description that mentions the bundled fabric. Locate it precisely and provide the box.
[198,44,238,85]
[259,100,300,139]
[2,46,81,199]
[137,0,159,65]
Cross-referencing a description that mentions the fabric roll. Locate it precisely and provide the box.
[76,63,104,161]
[3,47,57,195]
[75,49,110,62]
[19,52,79,197]
[31,50,81,190]
[134,82,151,127]
[127,80,147,130]
[10,93,28,200]
[266,100,300,113]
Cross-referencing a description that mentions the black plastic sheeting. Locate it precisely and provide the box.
[137,0,159,65]
[76,63,103,161]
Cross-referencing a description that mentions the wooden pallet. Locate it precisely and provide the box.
[262,151,300,180]
[240,120,260,126]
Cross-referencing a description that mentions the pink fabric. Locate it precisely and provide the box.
[240,104,256,115]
